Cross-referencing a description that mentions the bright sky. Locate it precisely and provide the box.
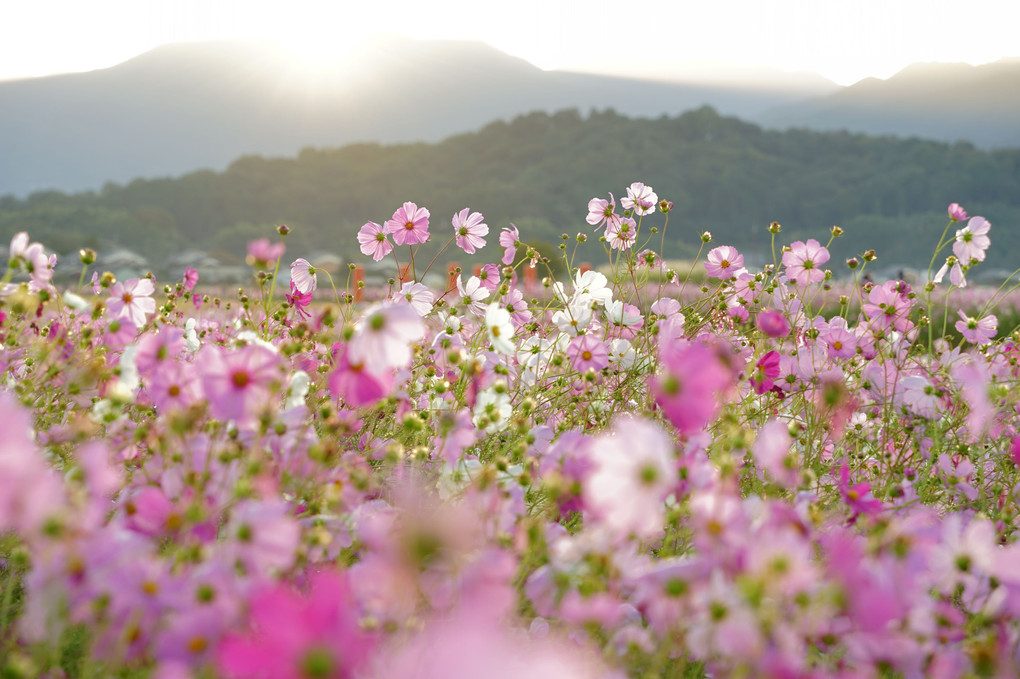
[2,0,1019,86]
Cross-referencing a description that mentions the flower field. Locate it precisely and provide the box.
[2,185,1020,678]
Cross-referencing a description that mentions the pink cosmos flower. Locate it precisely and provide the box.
[952,216,991,263]
[108,278,157,327]
[289,258,317,294]
[837,464,883,520]
[651,342,733,435]
[199,343,282,426]
[782,239,829,286]
[955,310,997,345]
[218,571,375,679]
[586,193,620,229]
[821,317,857,359]
[567,334,609,374]
[384,201,431,246]
[357,221,394,261]
[452,208,488,254]
[862,280,913,333]
[621,182,658,216]
[947,203,968,222]
[750,350,781,395]
[755,310,790,337]
[246,238,285,268]
[605,216,637,250]
[704,246,744,280]
[499,224,519,265]
[183,267,199,291]
[500,287,532,327]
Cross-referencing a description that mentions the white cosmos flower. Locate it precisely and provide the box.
[608,339,637,369]
[484,302,515,354]
[472,386,512,434]
[552,303,593,337]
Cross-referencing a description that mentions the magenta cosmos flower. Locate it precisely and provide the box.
[782,239,830,286]
[452,208,488,254]
[755,310,790,337]
[218,571,376,679]
[384,201,431,246]
[704,245,744,280]
[357,221,394,262]
[107,278,157,327]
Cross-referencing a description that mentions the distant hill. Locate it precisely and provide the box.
[761,59,1020,148]
[2,107,1018,276]
[0,38,836,197]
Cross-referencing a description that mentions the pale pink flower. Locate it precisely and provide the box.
[384,201,431,246]
[933,257,966,287]
[499,224,519,265]
[782,239,829,286]
[357,221,394,261]
[947,202,968,222]
[752,419,798,487]
[107,278,157,327]
[621,182,658,216]
[456,274,489,315]
[8,232,53,290]
[348,301,426,371]
[605,216,637,250]
[246,238,285,268]
[952,216,990,264]
[289,258,317,294]
[397,281,434,316]
[704,245,743,280]
[585,416,674,539]
[900,375,939,419]
[586,193,620,229]
[452,208,488,254]
[955,310,997,345]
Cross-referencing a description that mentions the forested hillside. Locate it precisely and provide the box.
[2,107,1018,273]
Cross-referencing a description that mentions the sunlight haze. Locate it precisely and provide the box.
[2,0,1019,85]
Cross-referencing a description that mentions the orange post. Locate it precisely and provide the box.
[523,265,537,291]
[353,265,364,303]
[447,262,460,293]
